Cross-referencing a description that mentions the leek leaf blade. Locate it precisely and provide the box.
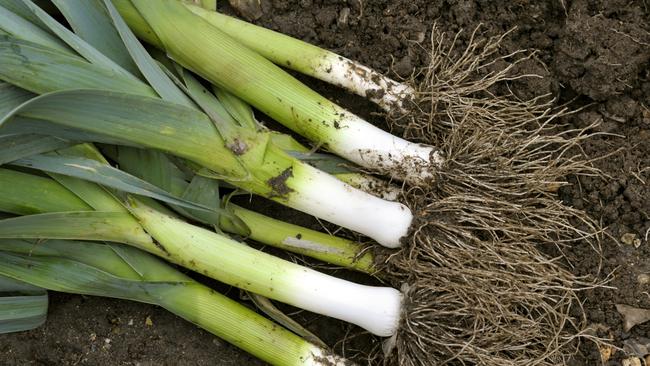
[102,0,194,107]
[0,36,155,96]
[0,89,242,179]
[0,134,71,165]
[0,211,153,246]
[51,0,141,76]
[0,272,47,334]
[12,153,216,212]
[18,0,135,79]
[0,4,67,53]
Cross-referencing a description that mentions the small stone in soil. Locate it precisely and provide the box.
[621,232,641,247]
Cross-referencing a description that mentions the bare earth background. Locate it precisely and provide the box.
[1,1,648,365]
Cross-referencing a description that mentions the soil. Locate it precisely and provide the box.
[1,0,649,365]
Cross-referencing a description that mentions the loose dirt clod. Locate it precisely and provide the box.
[266,167,294,197]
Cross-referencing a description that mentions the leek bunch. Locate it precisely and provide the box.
[0,1,601,366]
[0,0,412,248]
[0,144,403,337]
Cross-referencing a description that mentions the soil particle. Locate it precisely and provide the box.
[0,293,264,366]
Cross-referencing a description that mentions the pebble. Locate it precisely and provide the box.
[622,357,642,366]
[622,232,641,248]
[337,7,350,27]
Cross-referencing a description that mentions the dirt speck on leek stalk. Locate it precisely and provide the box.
[266,167,294,197]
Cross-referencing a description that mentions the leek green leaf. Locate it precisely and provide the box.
[0,211,154,246]
[102,0,194,107]
[0,4,67,53]
[0,83,34,116]
[0,36,155,96]
[0,259,47,335]
[287,151,355,175]
[176,174,222,227]
[0,291,47,334]
[0,0,43,28]
[175,68,239,139]
[101,145,186,194]
[51,0,140,76]
[12,154,215,212]
[19,0,135,79]
[0,89,243,179]
[0,251,159,304]
[214,86,259,131]
[1,117,135,147]
[0,134,71,165]
[0,168,91,215]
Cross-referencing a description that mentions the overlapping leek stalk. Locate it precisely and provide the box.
[0,147,402,337]
[113,0,441,184]
[0,238,352,366]
[102,145,377,273]
[184,3,415,113]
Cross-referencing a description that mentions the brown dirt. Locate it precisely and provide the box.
[1,0,649,365]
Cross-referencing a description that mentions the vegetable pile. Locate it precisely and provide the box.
[0,1,604,365]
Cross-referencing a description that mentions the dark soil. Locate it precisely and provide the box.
[2,0,649,365]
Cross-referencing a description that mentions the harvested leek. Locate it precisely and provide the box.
[0,238,352,366]
[113,0,441,184]
[185,3,415,113]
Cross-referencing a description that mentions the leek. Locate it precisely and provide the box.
[105,144,377,273]
[185,3,415,113]
[0,238,352,366]
[113,0,441,184]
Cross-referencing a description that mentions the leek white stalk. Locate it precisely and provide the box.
[285,161,411,248]
[268,133,401,201]
[113,0,441,184]
[327,112,443,180]
[184,4,415,113]
[337,174,401,201]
